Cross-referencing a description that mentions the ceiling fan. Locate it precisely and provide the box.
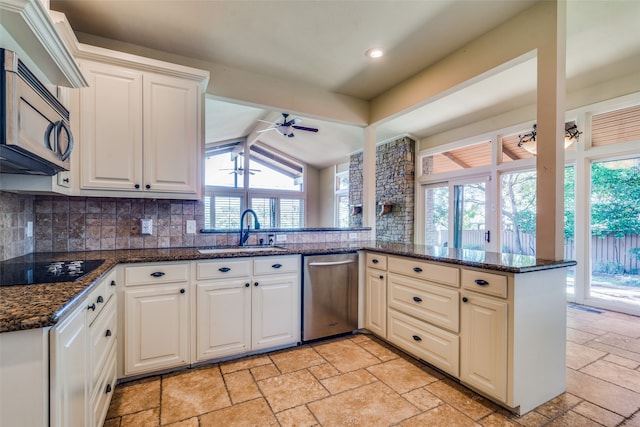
[219,167,261,175]
[257,113,319,138]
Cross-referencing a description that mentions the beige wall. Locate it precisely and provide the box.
[305,165,320,227]
[317,165,337,227]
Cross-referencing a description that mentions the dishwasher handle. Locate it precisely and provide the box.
[308,260,355,267]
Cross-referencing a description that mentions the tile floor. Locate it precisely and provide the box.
[104,305,640,426]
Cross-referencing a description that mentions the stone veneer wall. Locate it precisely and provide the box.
[30,195,370,253]
[0,192,35,260]
[349,137,415,243]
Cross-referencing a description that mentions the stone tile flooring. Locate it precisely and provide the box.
[104,305,640,426]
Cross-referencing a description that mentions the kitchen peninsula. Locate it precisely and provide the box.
[0,242,575,425]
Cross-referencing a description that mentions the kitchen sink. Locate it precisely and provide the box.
[197,245,286,254]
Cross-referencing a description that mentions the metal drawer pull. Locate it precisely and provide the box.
[272,263,282,269]
[150,271,165,278]
[180,288,186,294]
[413,296,422,303]
[105,329,112,337]
[97,295,104,303]
[474,279,489,286]
[379,275,384,279]
[218,267,231,272]
[412,335,422,342]
[105,384,112,394]
[110,280,116,286]
[87,303,96,311]
[413,267,423,273]
[245,283,250,287]
[372,259,379,264]
[462,297,469,303]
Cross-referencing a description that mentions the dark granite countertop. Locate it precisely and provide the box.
[0,242,575,333]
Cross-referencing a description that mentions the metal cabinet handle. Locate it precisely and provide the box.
[145,184,151,189]
[413,267,423,273]
[97,295,104,303]
[105,329,112,337]
[462,297,469,303]
[110,280,116,287]
[379,275,384,279]
[105,384,112,394]
[87,303,96,311]
[272,263,282,269]
[245,283,250,287]
[412,335,422,342]
[372,259,379,264]
[254,282,259,287]
[413,296,422,303]
[218,267,231,273]
[180,288,186,294]
[474,279,489,286]
[150,271,165,278]
[135,184,140,189]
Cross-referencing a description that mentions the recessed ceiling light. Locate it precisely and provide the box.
[365,48,384,59]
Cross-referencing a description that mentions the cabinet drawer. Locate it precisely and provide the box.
[86,278,110,326]
[90,345,117,427]
[388,273,459,333]
[197,259,252,280]
[461,269,507,298]
[366,252,387,270]
[388,308,459,377]
[124,262,189,285]
[89,297,117,386]
[388,256,459,287]
[253,256,299,275]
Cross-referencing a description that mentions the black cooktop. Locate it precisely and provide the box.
[0,259,105,286]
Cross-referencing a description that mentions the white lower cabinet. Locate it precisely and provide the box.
[363,251,568,415]
[364,253,387,338]
[124,282,190,375]
[50,303,88,427]
[50,267,118,427]
[460,291,508,402]
[195,255,300,362]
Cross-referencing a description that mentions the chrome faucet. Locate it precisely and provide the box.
[239,209,261,246]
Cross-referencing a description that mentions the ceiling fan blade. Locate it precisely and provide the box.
[292,125,318,133]
[256,127,277,133]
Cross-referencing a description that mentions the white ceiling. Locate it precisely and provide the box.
[50,0,640,169]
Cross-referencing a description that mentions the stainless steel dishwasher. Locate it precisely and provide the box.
[302,253,358,342]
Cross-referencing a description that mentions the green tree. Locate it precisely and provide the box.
[591,161,640,237]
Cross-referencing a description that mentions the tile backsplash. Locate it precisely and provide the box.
[26,195,370,254]
[0,192,35,260]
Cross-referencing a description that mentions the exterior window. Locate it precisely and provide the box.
[204,195,243,229]
[335,171,349,227]
[204,141,306,229]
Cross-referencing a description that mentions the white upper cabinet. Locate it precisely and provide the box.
[75,45,208,199]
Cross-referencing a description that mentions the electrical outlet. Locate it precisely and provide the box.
[186,220,196,234]
[275,234,287,243]
[26,221,33,238]
[141,218,153,235]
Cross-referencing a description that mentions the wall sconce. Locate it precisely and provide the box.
[351,205,362,216]
[377,202,393,217]
[517,122,582,155]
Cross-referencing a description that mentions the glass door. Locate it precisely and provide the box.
[588,157,640,313]
[424,177,490,250]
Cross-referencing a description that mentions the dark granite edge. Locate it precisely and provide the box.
[1,242,575,333]
[199,227,371,234]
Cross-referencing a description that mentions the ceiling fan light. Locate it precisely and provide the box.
[365,48,384,58]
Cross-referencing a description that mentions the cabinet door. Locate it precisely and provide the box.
[197,279,251,361]
[143,73,200,194]
[365,268,387,338]
[79,60,143,191]
[50,304,88,427]
[460,292,508,402]
[252,274,300,350]
[124,284,189,375]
